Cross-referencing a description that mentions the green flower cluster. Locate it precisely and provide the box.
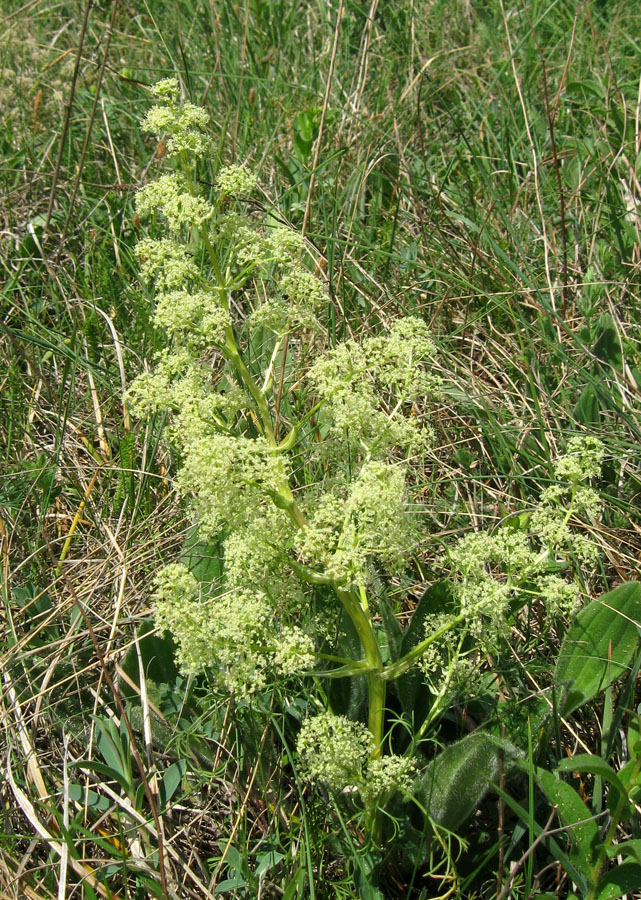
[432,436,605,665]
[307,317,440,458]
[131,80,444,698]
[136,173,214,230]
[152,564,315,696]
[143,77,211,158]
[176,434,291,537]
[296,461,415,587]
[296,712,415,803]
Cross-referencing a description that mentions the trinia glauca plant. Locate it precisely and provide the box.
[128,79,609,846]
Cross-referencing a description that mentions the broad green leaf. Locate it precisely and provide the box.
[592,314,622,369]
[214,878,248,894]
[555,583,641,718]
[158,759,187,809]
[595,863,641,900]
[533,767,600,872]
[573,383,600,427]
[417,731,519,831]
[119,620,180,703]
[555,754,629,808]
[180,525,224,585]
[255,850,286,878]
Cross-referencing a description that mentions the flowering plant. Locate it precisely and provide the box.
[129,79,608,847]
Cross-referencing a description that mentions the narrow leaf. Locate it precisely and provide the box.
[94,718,126,778]
[68,760,133,795]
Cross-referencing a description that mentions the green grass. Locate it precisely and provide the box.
[1,0,640,897]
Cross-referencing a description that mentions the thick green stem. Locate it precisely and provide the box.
[336,586,386,843]
[383,609,469,681]
[223,326,277,445]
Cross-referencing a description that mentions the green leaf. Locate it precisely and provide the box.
[396,581,454,723]
[617,756,641,805]
[180,525,224,585]
[94,717,128,779]
[328,607,369,722]
[606,839,641,863]
[592,314,622,370]
[417,731,519,832]
[158,760,187,809]
[134,781,147,813]
[573,383,600,427]
[555,754,629,808]
[594,863,641,900]
[281,869,307,900]
[67,783,112,812]
[255,850,285,878]
[533,767,600,872]
[68,760,133,796]
[554,583,641,718]
[378,594,403,663]
[401,582,456,658]
[292,107,321,162]
[119,620,180,704]
[214,878,248,893]
[626,711,641,756]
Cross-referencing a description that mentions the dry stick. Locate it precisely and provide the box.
[42,538,172,900]
[56,0,120,261]
[495,806,559,900]
[496,808,610,900]
[45,0,93,233]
